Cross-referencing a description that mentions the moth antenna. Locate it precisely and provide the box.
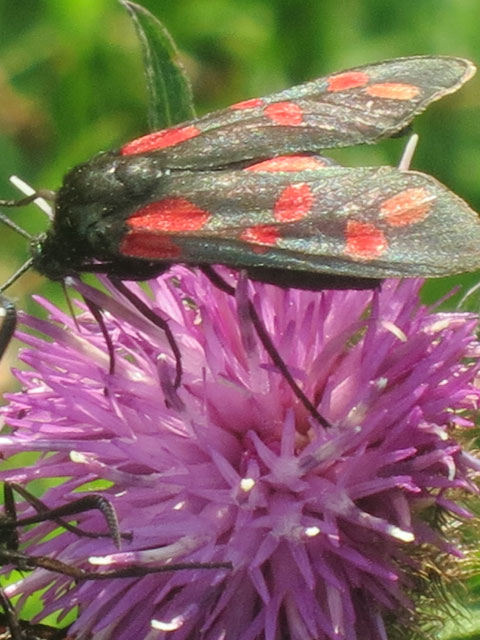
[8,482,124,549]
[398,133,419,171]
[0,257,34,293]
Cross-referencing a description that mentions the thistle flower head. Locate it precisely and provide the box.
[1,270,479,640]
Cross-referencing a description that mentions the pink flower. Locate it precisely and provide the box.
[1,270,479,639]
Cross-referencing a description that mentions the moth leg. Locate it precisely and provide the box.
[200,265,330,428]
[0,587,24,640]
[0,189,55,209]
[81,295,116,375]
[108,277,183,390]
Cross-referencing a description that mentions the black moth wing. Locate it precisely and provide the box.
[121,164,480,279]
[120,56,476,169]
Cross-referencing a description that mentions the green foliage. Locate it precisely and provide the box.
[120,0,196,129]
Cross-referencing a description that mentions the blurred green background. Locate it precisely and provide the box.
[0,0,480,389]
[1,0,480,634]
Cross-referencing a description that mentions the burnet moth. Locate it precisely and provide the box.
[0,54,478,424]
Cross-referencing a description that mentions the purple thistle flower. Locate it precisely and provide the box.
[1,269,479,639]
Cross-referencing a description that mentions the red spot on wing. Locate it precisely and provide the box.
[344,220,388,261]
[231,97,264,110]
[246,155,328,172]
[121,233,182,259]
[121,125,200,155]
[127,198,210,232]
[274,183,313,222]
[264,102,303,126]
[240,225,279,251]
[380,187,432,227]
[327,71,370,92]
[365,83,420,100]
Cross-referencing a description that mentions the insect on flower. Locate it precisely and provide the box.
[0,482,121,640]
[0,482,230,639]
[0,54,479,423]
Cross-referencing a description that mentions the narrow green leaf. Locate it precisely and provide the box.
[120,0,196,130]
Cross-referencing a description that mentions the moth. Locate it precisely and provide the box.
[1,55,477,422]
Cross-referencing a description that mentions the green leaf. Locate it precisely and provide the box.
[120,0,196,130]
